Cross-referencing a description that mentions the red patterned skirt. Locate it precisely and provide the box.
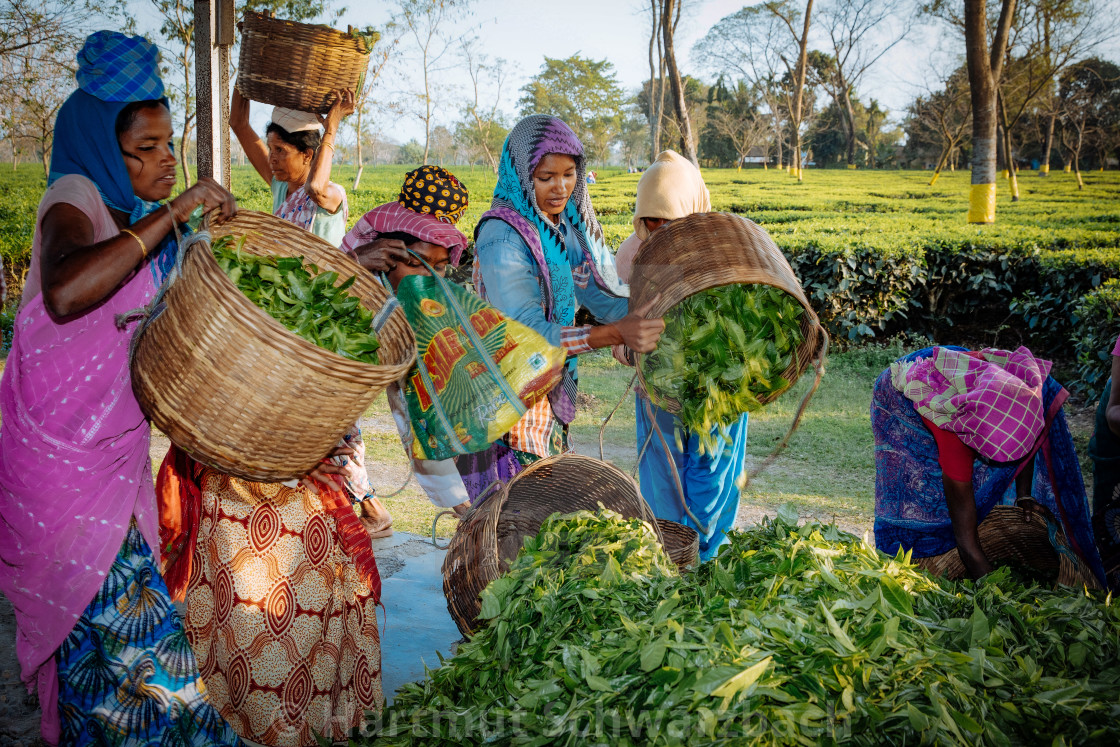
[183,471,383,746]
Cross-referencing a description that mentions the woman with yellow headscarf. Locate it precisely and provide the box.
[616,151,750,561]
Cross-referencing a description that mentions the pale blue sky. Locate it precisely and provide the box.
[127,0,1120,147]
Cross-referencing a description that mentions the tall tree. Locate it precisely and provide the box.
[519,54,626,165]
[150,0,196,186]
[816,0,908,168]
[908,65,973,184]
[659,0,698,165]
[391,0,468,165]
[768,0,815,181]
[349,26,393,189]
[460,36,507,173]
[693,4,796,169]
[707,78,770,170]
[646,0,663,161]
[963,0,1017,223]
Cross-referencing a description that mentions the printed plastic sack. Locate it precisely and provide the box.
[395,267,565,461]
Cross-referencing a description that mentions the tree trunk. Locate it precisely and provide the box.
[1040,108,1056,175]
[965,0,1016,224]
[353,108,365,190]
[661,0,697,166]
[930,147,949,186]
[648,0,660,162]
[791,0,814,183]
[842,84,857,168]
[181,61,192,188]
[998,93,1019,201]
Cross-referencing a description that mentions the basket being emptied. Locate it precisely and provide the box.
[130,210,415,482]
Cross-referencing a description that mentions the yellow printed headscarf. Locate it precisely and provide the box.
[632,150,711,240]
[398,165,469,225]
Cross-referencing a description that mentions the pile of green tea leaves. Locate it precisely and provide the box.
[641,284,804,454]
[212,235,380,364]
[362,508,1120,746]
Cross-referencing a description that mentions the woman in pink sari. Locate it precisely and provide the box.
[0,32,240,745]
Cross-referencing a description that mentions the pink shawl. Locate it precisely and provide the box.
[340,201,469,266]
[0,175,161,743]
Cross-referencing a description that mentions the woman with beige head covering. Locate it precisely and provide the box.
[617,151,748,562]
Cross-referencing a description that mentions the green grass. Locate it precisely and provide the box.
[567,341,930,530]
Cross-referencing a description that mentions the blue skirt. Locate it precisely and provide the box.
[635,397,749,561]
[56,522,241,746]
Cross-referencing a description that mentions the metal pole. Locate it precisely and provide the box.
[195,0,234,187]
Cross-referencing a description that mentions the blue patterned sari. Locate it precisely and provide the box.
[56,522,240,746]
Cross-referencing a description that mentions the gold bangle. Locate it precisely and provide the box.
[121,228,148,259]
[321,140,335,151]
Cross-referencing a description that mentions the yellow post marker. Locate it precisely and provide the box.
[1001,169,1010,180]
[1039,164,1049,175]
[847,163,857,169]
[967,183,996,224]
[1064,164,1072,172]
[929,171,941,187]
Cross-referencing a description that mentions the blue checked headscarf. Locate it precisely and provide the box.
[50,31,177,284]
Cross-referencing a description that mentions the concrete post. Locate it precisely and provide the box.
[195,0,234,186]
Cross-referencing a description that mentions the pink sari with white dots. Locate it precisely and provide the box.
[0,174,162,740]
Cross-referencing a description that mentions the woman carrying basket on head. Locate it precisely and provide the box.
[230,86,353,246]
[459,114,665,502]
[0,31,241,745]
[613,150,750,562]
[872,345,1104,584]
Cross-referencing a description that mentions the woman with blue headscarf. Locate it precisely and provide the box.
[457,115,665,501]
[0,31,240,745]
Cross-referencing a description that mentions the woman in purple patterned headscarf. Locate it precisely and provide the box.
[458,114,665,502]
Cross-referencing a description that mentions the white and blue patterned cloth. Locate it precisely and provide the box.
[56,522,241,746]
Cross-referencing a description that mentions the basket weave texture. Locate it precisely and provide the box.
[236,11,369,113]
[914,505,1102,589]
[628,211,827,412]
[442,454,663,637]
[131,210,415,482]
[656,519,699,573]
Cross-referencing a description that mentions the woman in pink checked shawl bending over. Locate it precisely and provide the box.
[871,345,1105,584]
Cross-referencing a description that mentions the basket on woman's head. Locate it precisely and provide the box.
[236,10,371,113]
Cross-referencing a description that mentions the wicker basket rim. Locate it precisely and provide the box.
[241,9,371,52]
[200,211,414,377]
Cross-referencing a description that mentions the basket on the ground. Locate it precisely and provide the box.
[130,210,415,482]
[914,505,1102,589]
[656,518,699,572]
[442,453,662,637]
[627,211,827,412]
[236,10,370,113]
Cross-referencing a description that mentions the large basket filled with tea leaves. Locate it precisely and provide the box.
[130,210,415,482]
[628,212,828,454]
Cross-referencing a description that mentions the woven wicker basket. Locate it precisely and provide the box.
[236,11,370,113]
[628,212,827,412]
[442,453,663,637]
[131,210,415,482]
[656,518,699,572]
[914,505,1102,590]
